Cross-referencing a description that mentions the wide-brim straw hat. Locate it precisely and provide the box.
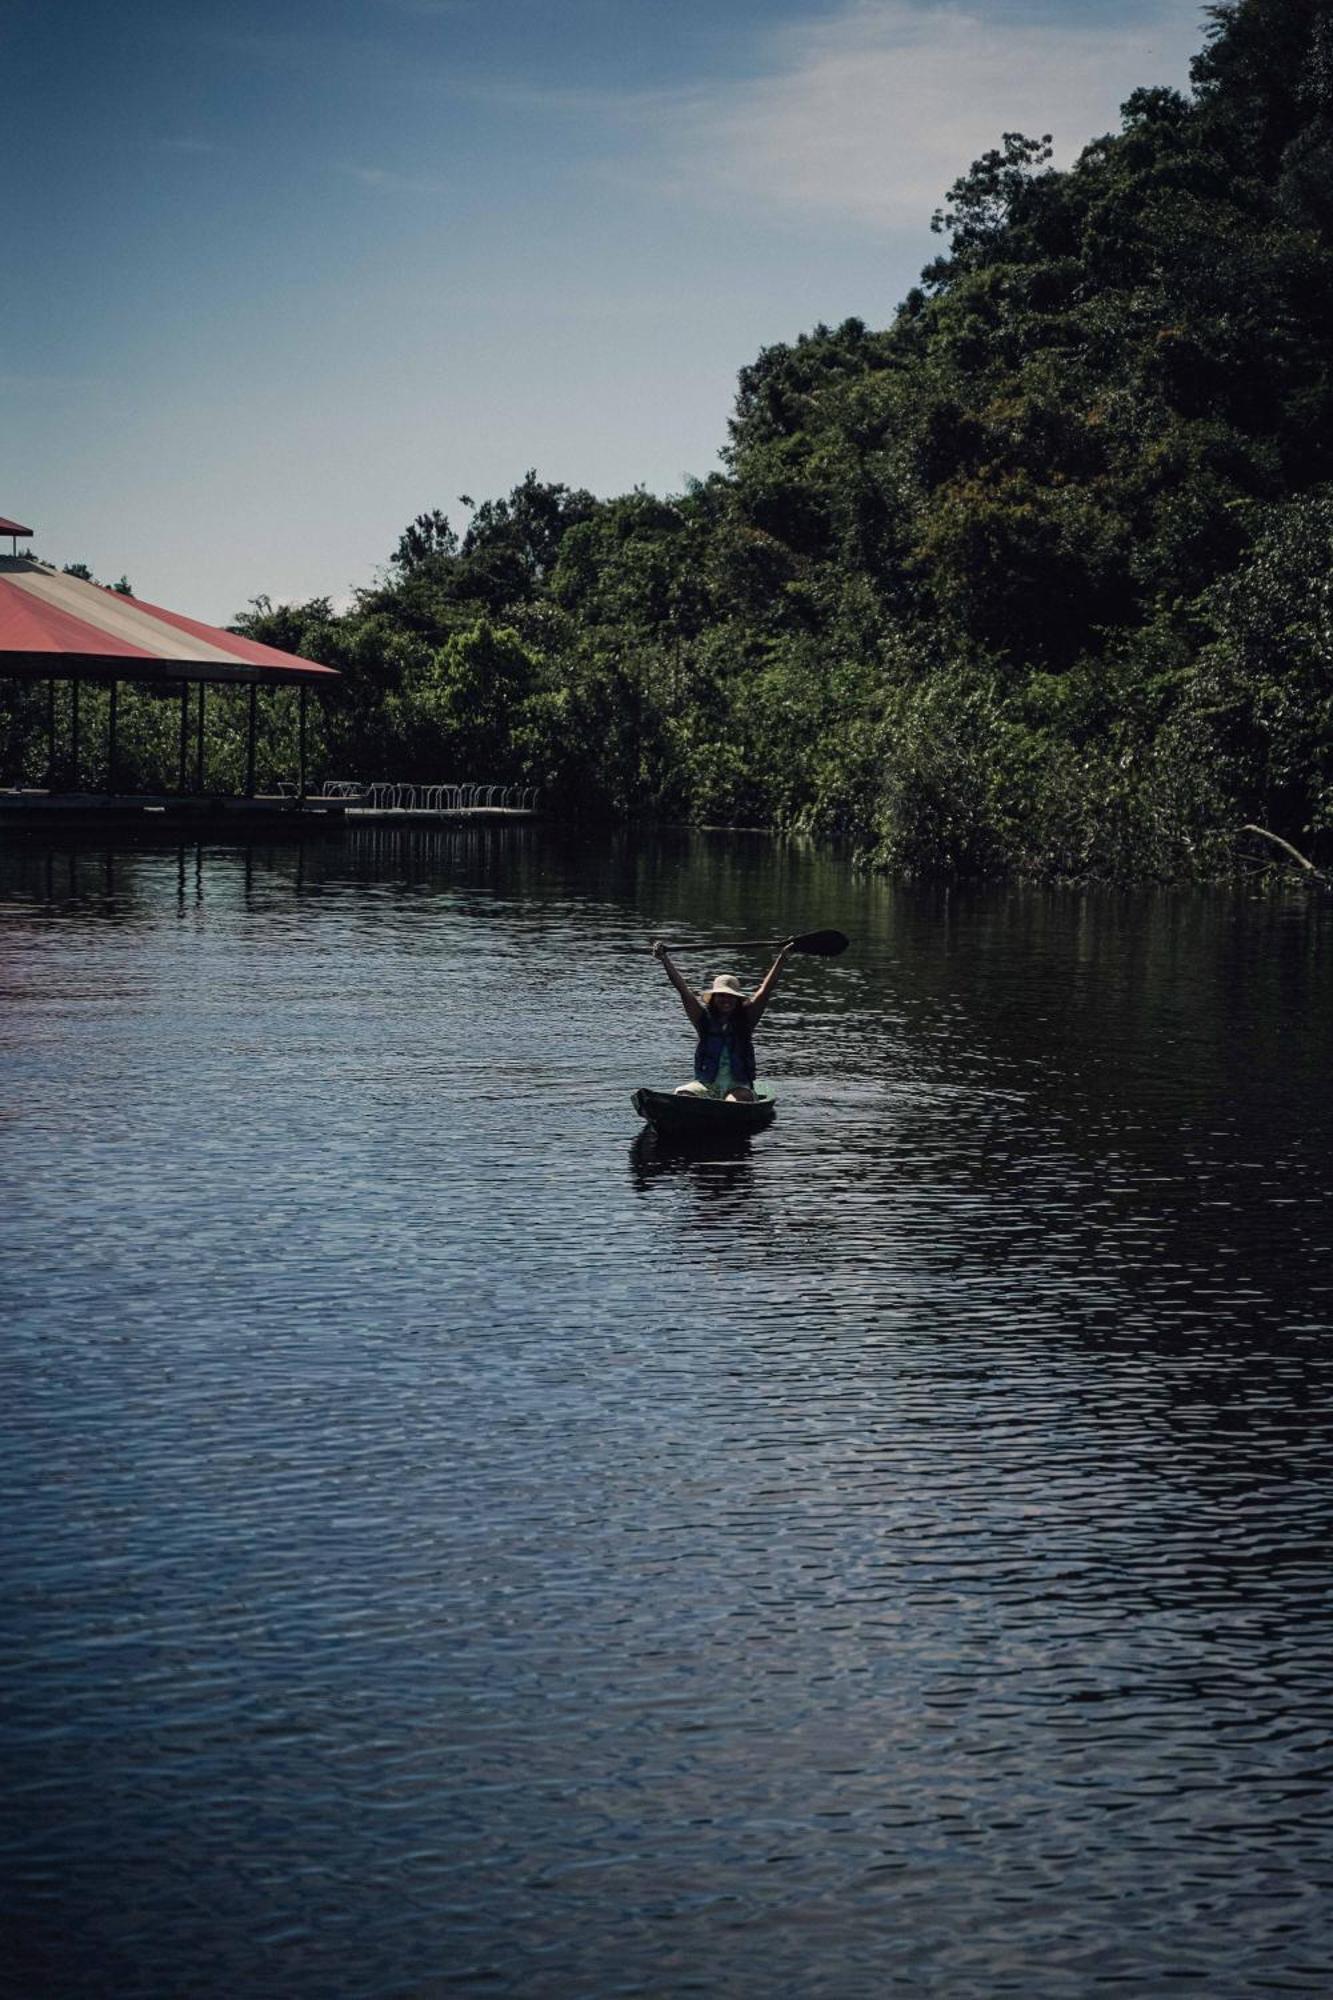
[703,972,748,999]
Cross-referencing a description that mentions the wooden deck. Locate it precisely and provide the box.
[0,790,543,834]
[0,790,348,830]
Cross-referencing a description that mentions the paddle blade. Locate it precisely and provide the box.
[790,928,849,956]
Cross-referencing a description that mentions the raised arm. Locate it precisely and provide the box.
[652,940,706,1031]
[746,941,793,1028]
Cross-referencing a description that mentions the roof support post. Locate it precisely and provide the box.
[107,680,119,794]
[70,679,81,791]
[246,683,258,798]
[298,684,309,801]
[178,681,189,792]
[195,682,207,794]
[46,680,56,790]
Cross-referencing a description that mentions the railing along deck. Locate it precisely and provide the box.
[295,780,541,818]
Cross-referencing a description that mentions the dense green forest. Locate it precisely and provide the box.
[11,0,1333,878]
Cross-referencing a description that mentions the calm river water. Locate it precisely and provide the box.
[3,827,1332,1996]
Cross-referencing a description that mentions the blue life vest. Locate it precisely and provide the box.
[694,1006,757,1086]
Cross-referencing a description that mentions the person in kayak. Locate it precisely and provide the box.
[652,940,792,1101]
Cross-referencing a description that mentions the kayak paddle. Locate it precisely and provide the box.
[656,928,849,956]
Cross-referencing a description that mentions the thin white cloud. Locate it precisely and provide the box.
[655,0,1203,229]
[341,163,451,196]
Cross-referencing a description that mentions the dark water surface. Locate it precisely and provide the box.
[3,829,1332,1997]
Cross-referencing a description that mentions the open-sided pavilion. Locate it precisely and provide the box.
[0,520,340,822]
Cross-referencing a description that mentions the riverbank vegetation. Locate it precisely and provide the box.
[11,0,1333,881]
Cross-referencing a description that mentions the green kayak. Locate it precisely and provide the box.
[631,1085,777,1137]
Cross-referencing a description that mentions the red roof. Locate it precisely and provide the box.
[0,557,337,686]
[0,517,33,536]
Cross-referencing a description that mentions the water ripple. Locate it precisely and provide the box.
[3,834,1332,1996]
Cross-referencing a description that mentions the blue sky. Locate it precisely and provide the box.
[7,0,1204,621]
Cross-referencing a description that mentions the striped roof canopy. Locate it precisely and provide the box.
[0,557,338,687]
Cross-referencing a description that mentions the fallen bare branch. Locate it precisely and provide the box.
[1239,824,1329,885]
